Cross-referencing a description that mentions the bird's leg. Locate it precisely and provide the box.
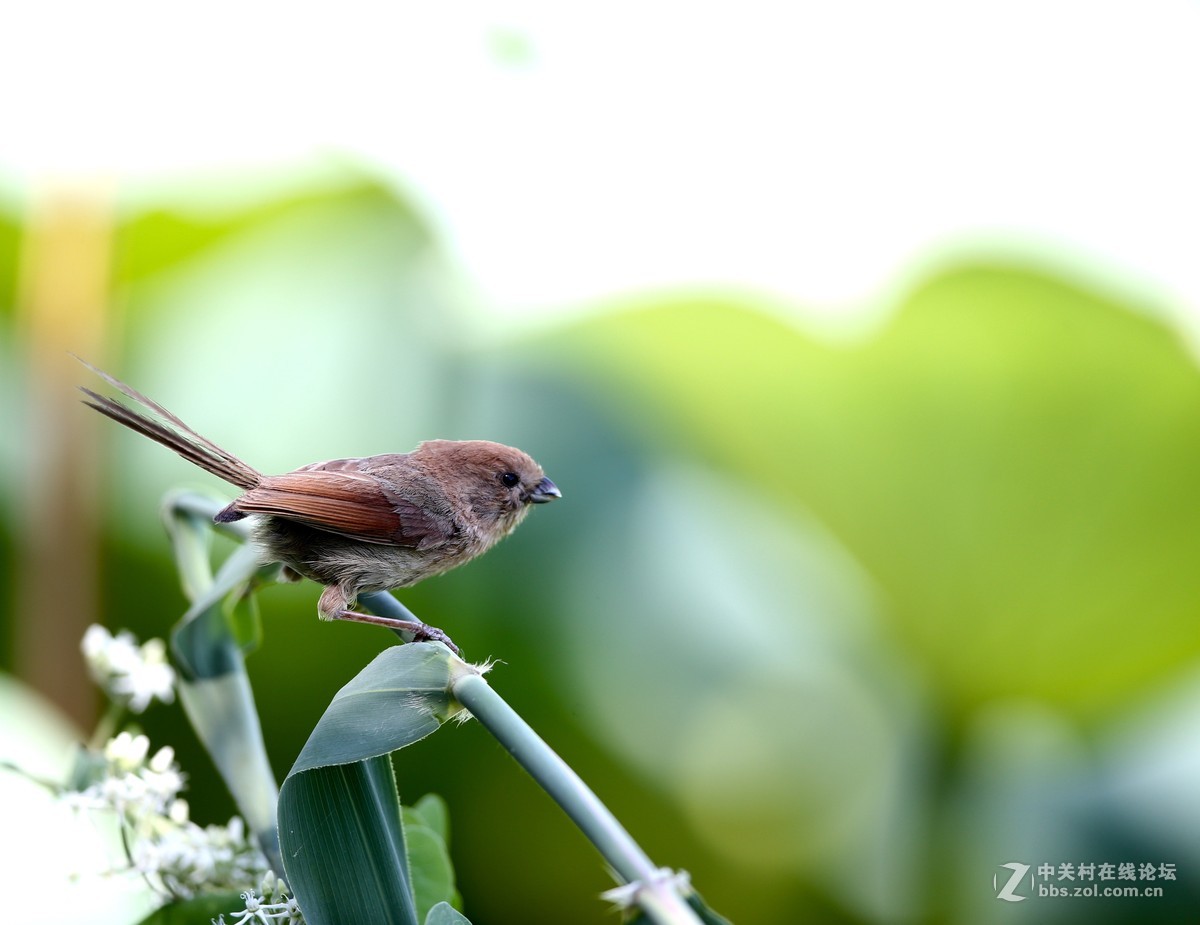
[335,611,461,655]
[317,585,460,655]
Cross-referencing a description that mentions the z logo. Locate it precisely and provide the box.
[994,862,1031,902]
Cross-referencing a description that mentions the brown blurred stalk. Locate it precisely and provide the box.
[15,182,113,728]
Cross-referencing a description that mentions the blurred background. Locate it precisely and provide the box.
[2,2,1199,923]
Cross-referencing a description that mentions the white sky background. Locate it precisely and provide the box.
[2,0,1198,330]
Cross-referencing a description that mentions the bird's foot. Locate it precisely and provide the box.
[333,609,460,656]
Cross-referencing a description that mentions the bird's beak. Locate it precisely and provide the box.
[529,476,561,504]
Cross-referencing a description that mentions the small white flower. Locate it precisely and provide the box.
[99,630,143,677]
[81,624,176,713]
[130,836,164,875]
[149,746,175,774]
[81,624,112,663]
[169,798,190,825]
[100,771,147,815]
[56,686,283,913]
[105,732,150,771]
[144,767,185,805]
[217,878,303,924]
[110,645,176,713]
[260,871,284,898]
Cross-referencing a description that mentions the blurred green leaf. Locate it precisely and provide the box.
[0,205,18,319]
[407,792,452,846]
[403,803,460,923]
[134,893,244,925]
[425,902,473,925]
[66,743,109,792]
[160,490,220,606]
[170,543,260,680]
[553,264,1200,720]
[167,521,279,866]
[177,670,280,844]
[223,583,263,653]
[113,176,430,288]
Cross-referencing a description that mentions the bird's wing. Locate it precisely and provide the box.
[228,468,455,548]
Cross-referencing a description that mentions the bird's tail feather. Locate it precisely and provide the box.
[77,357,262,491]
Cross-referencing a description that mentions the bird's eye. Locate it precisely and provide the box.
[500,471,520,488]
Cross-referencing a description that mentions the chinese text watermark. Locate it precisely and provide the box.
[994,860,1177,902]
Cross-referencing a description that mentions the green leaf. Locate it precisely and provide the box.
[406,792,451,845]
[279,645,465,925]
[66,743,109,792]
[165,509,280,869]
[113,175,431,288]
[133,893,245,925]
[0,204,18,319]
[222,582,263,653]
[424,902,474,925]
[403,796,459,921]
[161,491,216,604]
[556,264,1200,720]
[177,671,279,841]
[279,755,418,925]
[288,644,461,774]
[170,543,262,681]
[404,821,458,922]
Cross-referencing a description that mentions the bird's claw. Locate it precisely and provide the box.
[411,623,460,656]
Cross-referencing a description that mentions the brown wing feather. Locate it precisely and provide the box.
[229,469,454,548]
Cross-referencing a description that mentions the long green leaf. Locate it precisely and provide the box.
[177,671,279,842]
[164,498,280,869]
[279,644,464,924]
[279,755,418,925]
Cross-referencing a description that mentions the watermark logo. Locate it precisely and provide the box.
[994,860,1177,901]
[994,862,1032,902]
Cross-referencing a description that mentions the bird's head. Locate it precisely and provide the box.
[414,439,560,536]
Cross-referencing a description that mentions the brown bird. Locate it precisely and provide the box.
[79,361,560,652]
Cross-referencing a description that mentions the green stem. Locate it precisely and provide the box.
[87,699,126,751]
[450,670,703,925]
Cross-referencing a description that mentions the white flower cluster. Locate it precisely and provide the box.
[63,732,270,902]
[67,626,306,921]
[81,624,176,713]
[63,731,184,818]
[214,871,304,925]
